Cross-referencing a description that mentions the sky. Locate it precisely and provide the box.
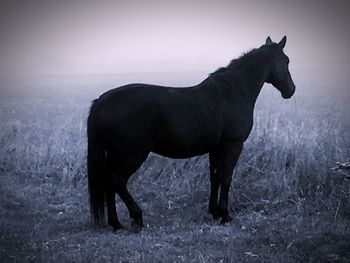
[0,0,349,75]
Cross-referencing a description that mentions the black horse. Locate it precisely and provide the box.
[87,36,295,231]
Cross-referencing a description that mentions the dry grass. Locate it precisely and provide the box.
[0,72,349,262]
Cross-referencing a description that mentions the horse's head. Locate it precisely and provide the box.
[264,36,295,99]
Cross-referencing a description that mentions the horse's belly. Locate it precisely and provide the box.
[152,137,217,159]
[152,147,208,159]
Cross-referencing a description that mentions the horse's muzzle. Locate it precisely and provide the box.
[282,88,295,99]
[281,80,295,99]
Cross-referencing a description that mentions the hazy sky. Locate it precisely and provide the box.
[0,0,349,75]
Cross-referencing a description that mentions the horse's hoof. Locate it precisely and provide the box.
[131,220,143,233]
[209,207,221,220]
[220,214,232,225]
[109,222,124,232]
[114,225,124,232]
[113,224,124,232]
[212,214,221,220]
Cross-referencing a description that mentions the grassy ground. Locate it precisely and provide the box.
[0,72,349,262]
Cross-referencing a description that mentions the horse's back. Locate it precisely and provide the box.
[93,83,204,127]
[90,84,167,151]
[98,83,167,108]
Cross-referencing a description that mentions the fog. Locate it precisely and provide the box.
[0,0,349,76]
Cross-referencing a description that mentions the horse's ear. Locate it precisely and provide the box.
[265,36,272,45]
[278,36,287,49]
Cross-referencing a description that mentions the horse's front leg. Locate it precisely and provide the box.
[218,140,243,224]
[208,151,221,219]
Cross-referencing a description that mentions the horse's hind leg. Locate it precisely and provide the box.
[116,183,144,229]
[106,188,124,231]
[111,151,149,231]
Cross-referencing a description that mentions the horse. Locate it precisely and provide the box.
[87,36,295,231]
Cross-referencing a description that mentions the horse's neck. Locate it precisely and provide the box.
[226,52,271,106]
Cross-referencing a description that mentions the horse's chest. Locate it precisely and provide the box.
[224,113,253,141]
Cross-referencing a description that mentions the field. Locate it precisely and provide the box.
[0,70,349,262]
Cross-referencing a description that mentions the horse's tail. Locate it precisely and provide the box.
[87,99,106,227]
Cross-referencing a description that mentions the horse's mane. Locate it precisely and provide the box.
[209,48,259,77]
